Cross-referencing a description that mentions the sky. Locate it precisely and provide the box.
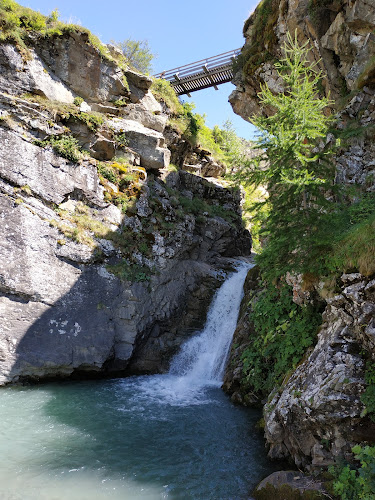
[23,0,259,139]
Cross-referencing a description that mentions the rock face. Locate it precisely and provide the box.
[222,264,261,406]
[0,31,251,385]
[254,471,326,500]
[264,273,375,468]
[230,0,375,192]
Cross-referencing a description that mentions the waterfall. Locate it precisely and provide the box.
[133,260,252,405]
[169,260,252,387]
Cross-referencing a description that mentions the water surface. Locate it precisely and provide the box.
[0,378,274,500]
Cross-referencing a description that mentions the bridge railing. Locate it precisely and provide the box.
[154,49,241,82]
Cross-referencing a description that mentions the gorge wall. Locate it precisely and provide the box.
[0,24,251,385]
[225,0,375,475]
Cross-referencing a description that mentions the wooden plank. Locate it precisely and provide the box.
[174,73,191,98]
[202,64,218,90]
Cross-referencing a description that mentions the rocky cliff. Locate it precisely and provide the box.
[0,20,251,385]
[225,0,375,475]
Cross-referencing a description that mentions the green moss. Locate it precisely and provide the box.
[150,78,183,114]
[238,0,280,80]
[24,95,104,132]
[361,362,375,420]
[34,134,82,162]
[106,261,151,283]
[330,212,375,276]
[73,96,84,107]
[0,0,130,72]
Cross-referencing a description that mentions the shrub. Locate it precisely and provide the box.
[330,445,375,499]
[34,134,82,163]
[241,282,322,395]
[106,261,151,282]
[114,38,155,74]
[151,78,183,114]
[73,96,84,107]
[361,362,375,421]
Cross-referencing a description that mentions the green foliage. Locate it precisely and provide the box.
[241,282,322,395]
[150,78,183,114]
[361,362,375,421]
[97,160,142,214]
[329,210,375,276]
[239,0,279,79]
[24,95,104,132]
[78,111,104,132]
[178,194,237,223]
[0,1,118,63]
[97,163,118,184]
[329,445,375,499]
[113,97,127,108]
[0,0,45,52]
[217,120,244,168]
[113,132,128,149]
[73,96,84,107]
[241,183,269,252]
[106,261,151,283]
[114,38,155,74]
[237,32,338,282]
[170,102,230,163]
[34,134,82,163]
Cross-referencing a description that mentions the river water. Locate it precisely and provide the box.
[0,261,276,500]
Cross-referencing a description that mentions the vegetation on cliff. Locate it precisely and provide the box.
[233,32,375,419]
[235,0,279,80]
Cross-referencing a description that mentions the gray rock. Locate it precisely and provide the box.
[254,471,326,500]
[263,273,375,468]
[0,128,105,206]
[108,117,170,169]
[35,32,129,103]
[0,44,74,102]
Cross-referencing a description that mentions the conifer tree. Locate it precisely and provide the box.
[240,32,336,280]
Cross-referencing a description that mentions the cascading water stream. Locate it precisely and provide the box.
[133,259,253,405]
[169,260,252,386]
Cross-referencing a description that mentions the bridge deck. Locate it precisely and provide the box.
[154,49,240,96]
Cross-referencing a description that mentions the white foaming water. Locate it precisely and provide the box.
[169,260,252,385]
[133,260,252,406]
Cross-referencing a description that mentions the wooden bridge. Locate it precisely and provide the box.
[154,49,241,96]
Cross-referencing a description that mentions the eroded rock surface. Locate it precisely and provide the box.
[264,273,375,468]
[226,0,375,472]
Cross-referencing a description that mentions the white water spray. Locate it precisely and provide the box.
[169,260,252,387]
[135,260,252,405]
